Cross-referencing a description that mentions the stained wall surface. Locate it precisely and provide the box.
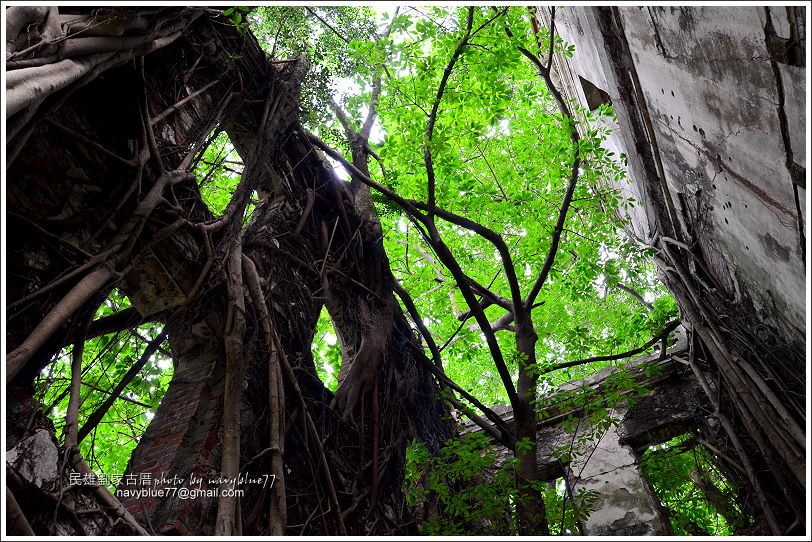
[542,6,806,345]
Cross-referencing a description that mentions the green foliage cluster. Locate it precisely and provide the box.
[404,432,596,535]
[405,432,516,534]
[34,291,172,489]
[640,434,749,535]
[248,5,380,145]
[223,6,251,34]
[403,359,658,535]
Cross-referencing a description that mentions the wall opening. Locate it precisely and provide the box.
[578,75,612,111]
[639,433,751,535]
[193,130,249,218]
[311,306,341,391]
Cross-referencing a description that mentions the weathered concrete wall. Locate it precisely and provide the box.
[544,6,806,343]
[567,407,667,536]
[535,6,806,533]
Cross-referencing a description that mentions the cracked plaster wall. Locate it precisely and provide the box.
[530,6,807,534]
[567,407,668,536]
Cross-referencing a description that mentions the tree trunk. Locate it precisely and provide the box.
[515,321,549,535]
[5,9,452,535]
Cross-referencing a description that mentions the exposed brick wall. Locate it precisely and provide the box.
[119,328,223,535]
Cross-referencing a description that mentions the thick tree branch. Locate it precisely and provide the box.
[80,308,152,344]
[466,276,513,313]
[215,240,247,536]
[421,232,520,404]
[525,151,581,306]
[394,283,514,446]
[360,75,383,140]
[545,7,557,72]
[539,319,680,376]
[408,199,524,311]
[64,313,92,453]
[150,77,221,125]
[7,266,114,382]
[392,281,444,370]
[242,255,286,535]
[469,310,516,334]
[311,131,522,307]
[447,395,507,446]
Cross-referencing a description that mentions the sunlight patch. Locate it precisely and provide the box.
[312,306,342,391]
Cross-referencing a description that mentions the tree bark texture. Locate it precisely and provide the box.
[6,7,451,536]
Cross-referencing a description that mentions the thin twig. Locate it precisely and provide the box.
[425,7,474,218]
[77,329,168,442]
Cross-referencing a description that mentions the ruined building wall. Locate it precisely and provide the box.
[534,6,807,534]
[462,343,710,536]
[542,5,805,345]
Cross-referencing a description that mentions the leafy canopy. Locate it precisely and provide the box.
[641,434,749,535]
[246,6,676,402]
